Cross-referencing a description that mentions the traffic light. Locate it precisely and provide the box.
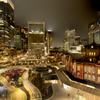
[2,94,4,97]
[2,94,6,97]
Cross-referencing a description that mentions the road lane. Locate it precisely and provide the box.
[0,68,27,100]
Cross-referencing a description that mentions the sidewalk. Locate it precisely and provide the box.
[56,68,100,97]
[66,71,100,89]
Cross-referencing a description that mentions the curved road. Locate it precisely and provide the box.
[0,68,27,100]
[22,69,42,100]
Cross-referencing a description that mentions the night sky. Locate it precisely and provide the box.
[12,0,100,47]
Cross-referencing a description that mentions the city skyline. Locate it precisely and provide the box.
[12,0,100,47]
[1,0,100,100]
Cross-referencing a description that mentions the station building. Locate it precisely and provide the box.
[54,41,100,84]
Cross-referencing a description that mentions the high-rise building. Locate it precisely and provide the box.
[0,0,14,49]
[14,26,22,49]
[21,28,26,50]
[46,30,53,55]
[24,27,28,49]
[64,29,75,51]
[75,36,80,45]
[28,22,45,56]
[88,19,100,44]
[14,26,26,50]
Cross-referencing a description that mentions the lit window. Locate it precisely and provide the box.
[84,73,87,79]
[92,75,95,81]
[84,66,87,72]
[97,76,100,83]
[89,52,91,55]
[77,72,80,78]
[94,52,96,56]
[77,65,80,71]
[88,66,91,73]
[98,68,100,74]
[91,46,93,48]
[92,67,95,74]
[90,59,92,61]
[88,74,91,80]
[0,10,2,12]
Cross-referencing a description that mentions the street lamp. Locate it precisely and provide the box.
[76,90,83,100]
[3,87,7,100]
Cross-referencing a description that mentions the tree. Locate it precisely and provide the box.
[18,77,23,84]
[33,73,44,91]
[29,69,32,77]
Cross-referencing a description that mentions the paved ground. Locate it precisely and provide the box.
[55,68,100,99]
[46,79,100,100]
[47,80,75,100]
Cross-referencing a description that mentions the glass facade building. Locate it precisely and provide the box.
[88,19,100,44]
[28,22,45,56]
[46,30,53,55]
[64,29,75,51]
[0,0,14,49]
[14,26,26,50]
[14,26,22,49]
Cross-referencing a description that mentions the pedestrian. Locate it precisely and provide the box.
[78,90,79,92]
[68,94,70,97]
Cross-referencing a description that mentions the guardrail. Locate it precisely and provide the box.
[62,71,95,89]
[26,70,42,100]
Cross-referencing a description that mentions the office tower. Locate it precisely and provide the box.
[0,0,14,49]
[0,0,14,60]
[64,29,75,51]
[88,19,100,44]
[75,36,80,45]
[24,27,28,49]
[28,22,45,56]
[14,26,22,49]
[14,26,26,50]
[46,30,52,55]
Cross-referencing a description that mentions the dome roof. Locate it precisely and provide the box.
[87,41,100,50]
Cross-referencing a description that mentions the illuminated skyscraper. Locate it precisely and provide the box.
[14,26,26,50]
[88,19,100,44]
[46,30,53,55]
[0,0,14,49]
[24,27,28,49]
[75,36,80,45]
[64,29,75,51]
[28,22,45,56]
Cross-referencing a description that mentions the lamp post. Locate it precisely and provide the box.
[3,87,7,100]
[76,90,79,100]
[6,89,7,100]
[76,90,83,100]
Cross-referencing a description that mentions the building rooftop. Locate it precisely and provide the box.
[87,41,100,49]
[0,0,14,9]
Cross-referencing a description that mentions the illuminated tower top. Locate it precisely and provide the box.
[0,0,14,9]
